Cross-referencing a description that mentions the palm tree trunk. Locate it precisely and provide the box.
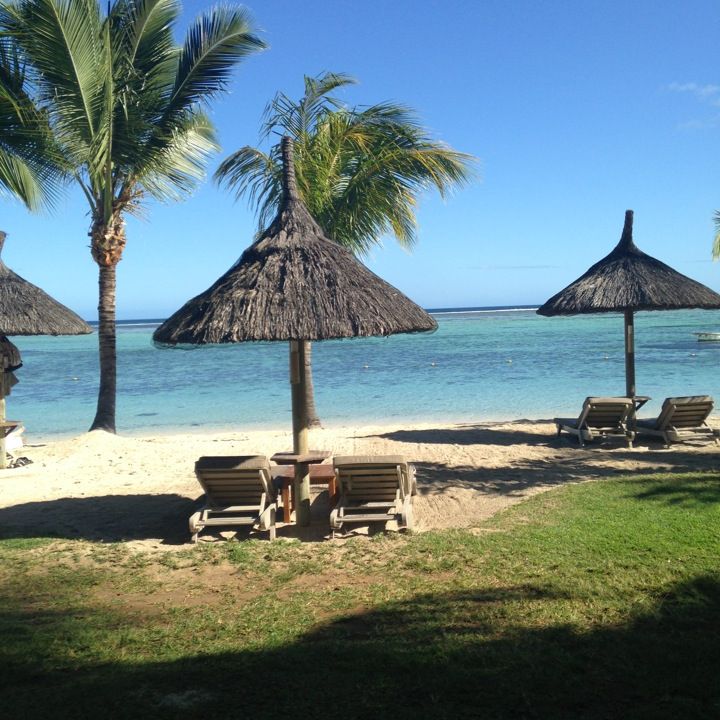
[89,214,126,433]
[90,262,117,433]
[303,340,321,428]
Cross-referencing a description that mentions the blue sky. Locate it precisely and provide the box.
[2,0,719,319]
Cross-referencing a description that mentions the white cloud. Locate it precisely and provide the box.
[678,116,720,130]
[667,82,720,129]
[668,82,720,106]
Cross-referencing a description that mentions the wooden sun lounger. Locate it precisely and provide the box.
[555,397,635,448]
[189,455,277,542]
[330,455,417,536]
[635,395,719,447]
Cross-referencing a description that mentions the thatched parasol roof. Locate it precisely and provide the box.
[0,232,92,336]
[0,335,22,371]
[153,137,437,345]
[537,210,720,316]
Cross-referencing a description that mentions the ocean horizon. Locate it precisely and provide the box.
[7,305,720,439]
[86,304,543,327]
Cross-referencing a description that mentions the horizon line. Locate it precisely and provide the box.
[90,304,543,325]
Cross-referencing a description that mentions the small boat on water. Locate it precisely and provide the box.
[694,332,720,342]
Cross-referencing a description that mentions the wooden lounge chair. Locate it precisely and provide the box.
[634,396,719,447]
[555,397,635,448]
[189,455,277,542]
[330,455,416,536]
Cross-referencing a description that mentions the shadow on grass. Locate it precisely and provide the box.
[2,574,719,719]
[629,475,720,507]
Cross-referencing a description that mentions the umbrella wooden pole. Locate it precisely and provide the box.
[290,341,311,525]
[624,309,636,398]
[0,363,5,470]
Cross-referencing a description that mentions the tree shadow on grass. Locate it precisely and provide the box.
[628,475,720,507]
[2,574,719,719]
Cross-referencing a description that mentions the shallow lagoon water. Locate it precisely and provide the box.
[7,308,720,438]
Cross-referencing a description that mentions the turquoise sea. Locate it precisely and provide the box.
[6,307,720,439]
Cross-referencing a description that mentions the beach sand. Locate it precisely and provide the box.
[1,419,718,550]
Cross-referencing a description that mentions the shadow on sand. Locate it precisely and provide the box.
[364,420,720,454]
[357,421,555,447]
[414,450,720,498]
[0,490,340,544]
[0,493,198,544]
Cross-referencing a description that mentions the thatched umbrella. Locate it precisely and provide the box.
[154,136,436,525]
[0,230,92,467]
[537,210,720,398]
[0,231,92,337]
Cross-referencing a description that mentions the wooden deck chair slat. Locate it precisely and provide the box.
[342,503,396,510]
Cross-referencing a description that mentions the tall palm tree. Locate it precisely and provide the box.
[0,0,265,432]
[215,72,475,425]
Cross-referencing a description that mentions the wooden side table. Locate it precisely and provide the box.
[271,451,333,524]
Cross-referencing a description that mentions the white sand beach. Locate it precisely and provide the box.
[1,419,719,550]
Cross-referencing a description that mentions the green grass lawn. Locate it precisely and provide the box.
[2,472,719,719]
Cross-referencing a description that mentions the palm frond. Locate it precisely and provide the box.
[2,0,107,157]
[0,145,46,209]
[713,211,720,260]
[214,144,281,229]
[0,31,64,208]
[260,71,355,140]
[112,0,178,77]
[110,0,179,132]
[133,110,218,201]
[163,5,264,126]
[108,0,179,186]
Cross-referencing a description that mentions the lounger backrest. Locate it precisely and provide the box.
[656,396,714,430]
[579,397,633,428]
[334,455,407,502]
[195,455,272,509]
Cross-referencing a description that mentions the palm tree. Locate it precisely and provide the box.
[215,72,475,425]
[713,213,720,259]
[0,0,265,432]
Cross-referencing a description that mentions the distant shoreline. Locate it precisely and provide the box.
[90,305,543,326]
